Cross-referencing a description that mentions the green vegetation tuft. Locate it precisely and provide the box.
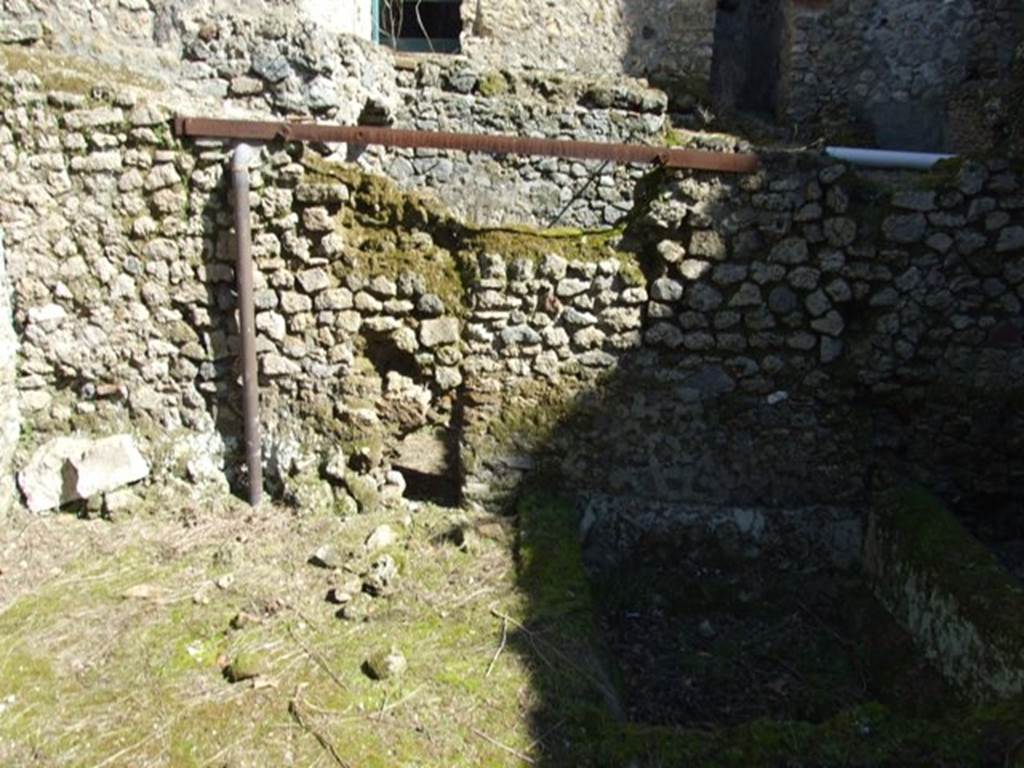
[476,70,510,98]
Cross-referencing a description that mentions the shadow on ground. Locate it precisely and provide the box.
[500,428,1024,766]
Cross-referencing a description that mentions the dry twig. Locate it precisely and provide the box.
[471,727,535,764]
[486,614,509,677]
[287,624,349,692]
[289,695,351,768]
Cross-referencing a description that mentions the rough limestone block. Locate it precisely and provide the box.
[18,435,149,513]
[18,437,93,513]
[865,487,1024,703]
[66,435,149,502]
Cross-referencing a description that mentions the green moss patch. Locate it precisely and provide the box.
[0,499,546,766]
[300,150,649,314]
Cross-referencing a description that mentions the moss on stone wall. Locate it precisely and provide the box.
[302,149,648,314]
[0,45,159,95]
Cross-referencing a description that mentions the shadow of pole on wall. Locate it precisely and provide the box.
[194,148,249,501]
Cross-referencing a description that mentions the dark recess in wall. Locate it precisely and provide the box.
[710,0,790,118]
[379,0,462,53]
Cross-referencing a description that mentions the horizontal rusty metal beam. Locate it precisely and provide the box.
[173,116,760,174]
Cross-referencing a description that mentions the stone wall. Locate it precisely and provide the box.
[865,487,1024,702]
[1,9,681,229]
[459,156,1024,519]
[354,60,671,227]
[459,0,716,98]
[0,228,17,516]
[172,13,679,228]
[787,0,1024,152]
[2,47,1021,526]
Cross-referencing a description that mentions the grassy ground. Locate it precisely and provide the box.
[0,492,539,767]
[2,489,1024,767]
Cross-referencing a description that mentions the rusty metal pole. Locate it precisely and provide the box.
[175,117,761,174]
[230,144,262,506]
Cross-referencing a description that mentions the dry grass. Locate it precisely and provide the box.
[0,493,538,767]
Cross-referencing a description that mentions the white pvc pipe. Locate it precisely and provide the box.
[825,146,956,170]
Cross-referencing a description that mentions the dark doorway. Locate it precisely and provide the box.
[710,0,791,117]
[378,0,461,53]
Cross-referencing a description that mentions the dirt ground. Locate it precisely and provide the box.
[594,535,955,729]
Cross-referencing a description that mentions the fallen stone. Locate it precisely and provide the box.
[104,488,142,518]
[328,589,354,605]
[334,489,359,517]
[362,554,398,596]
[66,435,149,502]
[309,544,342,569]
[18,435,148,513]
[122,583,167,601]
[16,438,91,512]
[223,652,265,683]
[365,524,397,552]
[338,592,375,621]
[344,471,381,515]
[364,647,407,680]
[229,611,263,630]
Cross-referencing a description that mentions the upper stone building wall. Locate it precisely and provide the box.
[4,0,1020,153]
[786,0,1024,152]
[458,0,717,93]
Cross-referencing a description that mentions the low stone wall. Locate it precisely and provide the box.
[865,487,1024,702]
[0,229,18,516]
[580,493,863,574]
